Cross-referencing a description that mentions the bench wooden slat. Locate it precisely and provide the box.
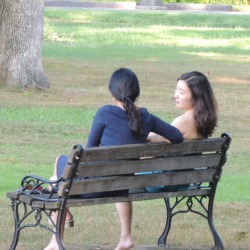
[32,189,211,209]
[80,138,226,162]
[6,191,22,200]
[59,169,217,196]
[69,153,222,178]
[18,194,34,205]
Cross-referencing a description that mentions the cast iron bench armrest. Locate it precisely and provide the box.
[19,174,63,201]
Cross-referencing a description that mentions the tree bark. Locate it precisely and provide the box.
[0,0,50,88]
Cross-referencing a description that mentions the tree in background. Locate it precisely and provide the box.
[0,0,50,88]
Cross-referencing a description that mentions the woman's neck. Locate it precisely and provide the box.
[114,100,125,110]
[184,108,194,115]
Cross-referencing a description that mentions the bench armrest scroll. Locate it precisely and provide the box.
[19,174,62,201]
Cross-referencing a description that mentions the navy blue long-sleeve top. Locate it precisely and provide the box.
[86,105,183,148]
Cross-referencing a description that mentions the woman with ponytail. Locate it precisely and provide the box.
[44,68,183,250]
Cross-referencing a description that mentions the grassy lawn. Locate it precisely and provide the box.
[0,8,249,249]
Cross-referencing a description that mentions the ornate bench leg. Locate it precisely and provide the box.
[55,230,65,250]
[158,198,171,247]
[158,193,224,250]
[9,199,57,250]
[55,209,67,250]
[208,195,224,250]
[9,200,21,250]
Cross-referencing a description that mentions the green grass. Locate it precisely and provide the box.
[43,10,250,52]
[1,8,250,249]
[0,106,94,189]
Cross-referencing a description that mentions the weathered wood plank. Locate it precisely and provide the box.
[6,191,21,200]
[80,138,226,162]
[58,169,216,196]
[75,153,221,178]
[35,189,211,209]
[62,163,75,181]
[18,194,34,205]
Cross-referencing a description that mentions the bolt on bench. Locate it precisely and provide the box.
[6,133,231,250]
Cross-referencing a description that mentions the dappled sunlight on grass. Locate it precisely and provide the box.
[44,24,250,49]
[177,37,238,47]
[184,52,250,63]
[214,76,250,84]
[43,9,250,55]
[150,26,248,31]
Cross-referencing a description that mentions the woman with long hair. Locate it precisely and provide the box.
[148,71,217,142]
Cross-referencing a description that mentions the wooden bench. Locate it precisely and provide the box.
[6,133,231,250]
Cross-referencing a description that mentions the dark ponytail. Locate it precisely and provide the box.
[109,68,144,136]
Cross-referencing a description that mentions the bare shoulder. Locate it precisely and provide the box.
[172,113,200,140]
[172,113,191,127]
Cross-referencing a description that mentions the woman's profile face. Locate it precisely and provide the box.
[174,80,194,111]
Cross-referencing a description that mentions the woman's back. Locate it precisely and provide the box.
[86,105,183,147]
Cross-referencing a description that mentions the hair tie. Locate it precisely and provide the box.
[121,96,129,102]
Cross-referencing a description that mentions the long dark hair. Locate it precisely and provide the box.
[178,71,217,138]
[109,68,143,136]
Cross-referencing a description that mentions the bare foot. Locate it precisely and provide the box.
[115,236,134,250]
[44,235,64,250]
[43,242,59,250]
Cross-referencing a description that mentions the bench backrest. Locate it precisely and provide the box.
[57,133,231,197]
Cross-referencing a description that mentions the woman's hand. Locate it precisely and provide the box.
[147,132,170,143]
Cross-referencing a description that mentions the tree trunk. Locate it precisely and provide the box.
[0,0,50,88]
